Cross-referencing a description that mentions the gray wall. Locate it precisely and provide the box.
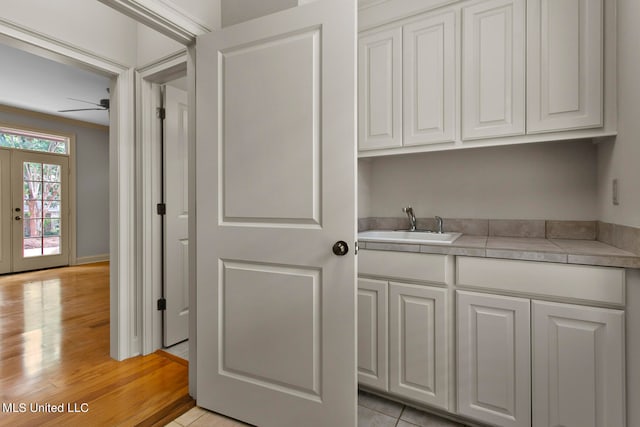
[361,140,598,220]
[0,108,109,259]
[596,0,640,228]
[221,0,297,27]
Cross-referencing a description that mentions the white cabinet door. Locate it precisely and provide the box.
[403,11,456,146]
[527,0,603,133]
[462,0,525,140]
[358,278,388,391]
[457,291,531,427]
[389,282,448,409]
[532,301,625,427]
[358,27,403,150]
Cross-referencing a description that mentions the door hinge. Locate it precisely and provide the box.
[157,107,166,120]
[157,298,166,311]
[157,203,166,215]
[355,240,359,255]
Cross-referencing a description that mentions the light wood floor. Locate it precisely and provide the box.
[0,262,192,426]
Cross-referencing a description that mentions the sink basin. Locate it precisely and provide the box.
[358,230,462,245]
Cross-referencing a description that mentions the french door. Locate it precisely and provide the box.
[0,149,69,273]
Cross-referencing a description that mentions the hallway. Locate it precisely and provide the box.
[0,262,191,426]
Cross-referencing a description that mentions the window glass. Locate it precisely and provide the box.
[0,127,69,154]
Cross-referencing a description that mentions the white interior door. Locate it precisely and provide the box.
[11,151,69,272]
[164,84,189,347]
[196,1,357,426]
[0,149,10,274]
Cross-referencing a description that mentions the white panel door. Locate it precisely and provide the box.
[196,1,357,426]
[389,282,448,409]
[358,278,388,391]
[0,149,10,274]
[532,301,625,427]
[457,291,531,427]
[163,85,189,347]
[527,0,604,133]
[11,151,69,272]
[462,0,525,140]
[403,10,456,146]
[358,27,402,151]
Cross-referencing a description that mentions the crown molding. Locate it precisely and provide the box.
[0,17,128,75]
[97,0,212,45]
[0,104,110,132]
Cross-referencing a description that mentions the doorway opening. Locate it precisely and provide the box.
[0,125,73,274]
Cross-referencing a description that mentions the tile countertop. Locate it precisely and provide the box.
[359,235,640,269]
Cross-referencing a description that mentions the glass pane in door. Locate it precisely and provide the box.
[22,162,61,257]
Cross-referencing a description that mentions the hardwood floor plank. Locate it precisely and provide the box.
[0,263,191,427]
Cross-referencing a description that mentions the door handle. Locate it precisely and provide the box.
[15,216,22,221]
[332,241,349,256]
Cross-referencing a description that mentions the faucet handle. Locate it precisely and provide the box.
[435,216,444,233]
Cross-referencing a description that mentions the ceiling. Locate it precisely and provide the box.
[0,42,111,126]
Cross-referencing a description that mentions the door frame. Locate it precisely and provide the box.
[0,18,136,361]
[136,50,188,354]
[135,50,198,396]
[0,123,77,269]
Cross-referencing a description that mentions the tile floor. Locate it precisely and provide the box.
[166,390,469,427]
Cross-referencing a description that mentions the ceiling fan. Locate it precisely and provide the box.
[58,89,109,113]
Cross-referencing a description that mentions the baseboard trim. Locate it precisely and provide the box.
[75,254,110,265]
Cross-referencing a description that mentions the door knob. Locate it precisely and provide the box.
[15,216,22,221]
[15,207,21,212]
[332,241,349,256]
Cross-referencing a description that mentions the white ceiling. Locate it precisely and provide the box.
[0,42,111,126]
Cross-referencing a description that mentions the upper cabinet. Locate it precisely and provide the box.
[527,0,604,133]
[462,0,525,140]
[358,0,614,157]
[403,11,456,145]
[358,27,403,150]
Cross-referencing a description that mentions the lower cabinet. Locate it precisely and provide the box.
[357,277,449,410]
[457,290,625,427]
[457,291,531,427]
[357,278,388,390]
[532,300,625,427]
[389,282,448,410]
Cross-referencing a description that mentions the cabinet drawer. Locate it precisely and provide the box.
[457,257,625,305]
[359,250,451,285]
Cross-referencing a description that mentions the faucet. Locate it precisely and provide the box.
[435,216,444,234]
[402,206,417,231]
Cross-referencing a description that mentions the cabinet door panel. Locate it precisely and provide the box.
[358,278,388,390]
[527,0,603,132]
[359,28,402,150]
[457,291,531,427]
[403,11,456,145]
[532,301,625,427]
[389,282,448,409]
[462,0,525,140]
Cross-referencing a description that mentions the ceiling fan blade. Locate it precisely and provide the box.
[58,108,107,112]
[66,97,101,107]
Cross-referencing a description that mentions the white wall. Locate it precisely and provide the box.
[0,109,110,259]
[1,0,137,67]
[136,23,184,67]
[221,0,297,27]
[358,159,372,218]
[363,140,598,220]
[596,0,640,228]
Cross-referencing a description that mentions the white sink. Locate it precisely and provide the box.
[358,230,462,245]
